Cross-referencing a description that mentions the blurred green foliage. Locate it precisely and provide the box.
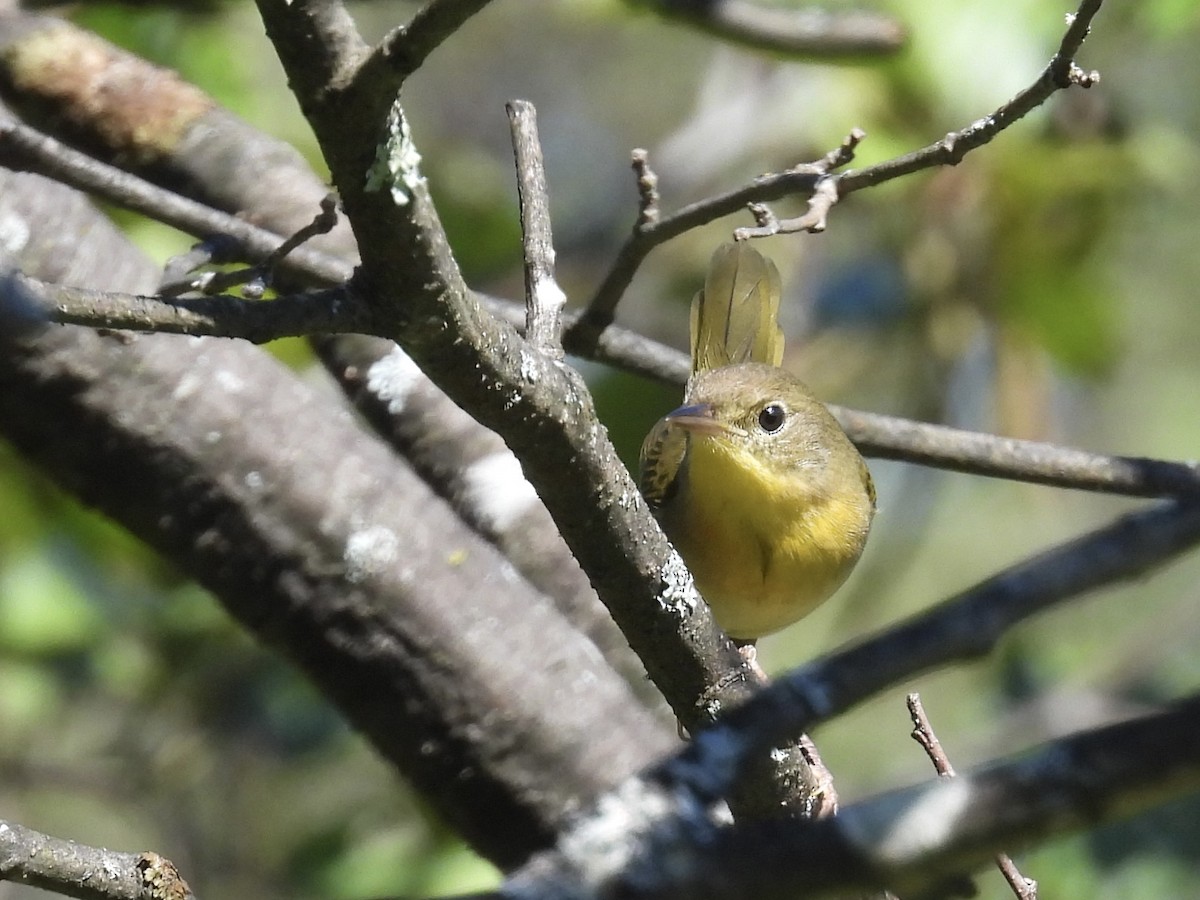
[5,1,1200,898]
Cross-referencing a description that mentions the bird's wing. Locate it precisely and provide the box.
[638,416,688,510]
[690,242,785,374]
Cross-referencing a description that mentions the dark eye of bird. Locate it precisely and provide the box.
[757,403,787,434]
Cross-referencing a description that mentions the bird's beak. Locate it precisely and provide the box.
[665,402,745,437]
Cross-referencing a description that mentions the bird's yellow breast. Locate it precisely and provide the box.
[660,432,872,640]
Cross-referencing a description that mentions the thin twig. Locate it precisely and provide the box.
[734,175,840,238]
[507,99,565,358]
[836,0,1104,196]
[907,693,1039,900]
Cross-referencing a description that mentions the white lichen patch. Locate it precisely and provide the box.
[365,347,425,414]
[364,98,425,207]
[344,525,400,584]
[658,549,698,618]
[461,451,539,533]
[518,349,541,383]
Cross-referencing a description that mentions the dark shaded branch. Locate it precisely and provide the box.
[631,0,906,58]
[0,820,193,900]
[314,333,663,707]
[489,693,1200,899]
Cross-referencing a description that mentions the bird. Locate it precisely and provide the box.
[639,242,875,642]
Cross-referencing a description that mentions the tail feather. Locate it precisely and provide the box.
[690,242,785,374]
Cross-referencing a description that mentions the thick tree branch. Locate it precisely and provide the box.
[0,170,675,869]
[0,14,359,262]
[255,0,768,736]
[314,333,662,706]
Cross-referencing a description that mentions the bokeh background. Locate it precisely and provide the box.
[4,0,1200,897]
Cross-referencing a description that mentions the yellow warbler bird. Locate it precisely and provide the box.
[639,242,875,641]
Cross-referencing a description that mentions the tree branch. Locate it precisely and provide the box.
[0,820,194,900]
[569,0,1104,337]
[489,692,1200,898]
[11,272,369,341]
[0,170,675,869]
[630,0,907,58]
[375,0,498,82]
[255,0,771,736]
[0,115,352,286]
[507,99,565,359]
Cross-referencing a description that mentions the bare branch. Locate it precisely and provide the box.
[833,406,1200,498]
[375,0,498,82]
[0,819,194,900]
[633,0,907,58]
[7,272,369,342]
[837,0,1104,196]
[566,159,830,347]
[256,0,368,99]
[256,0,775,743]
[0,116,352,286]
[507,99,565,358]
[570,0,1103,344]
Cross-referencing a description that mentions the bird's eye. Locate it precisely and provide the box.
[757,403,787,434]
